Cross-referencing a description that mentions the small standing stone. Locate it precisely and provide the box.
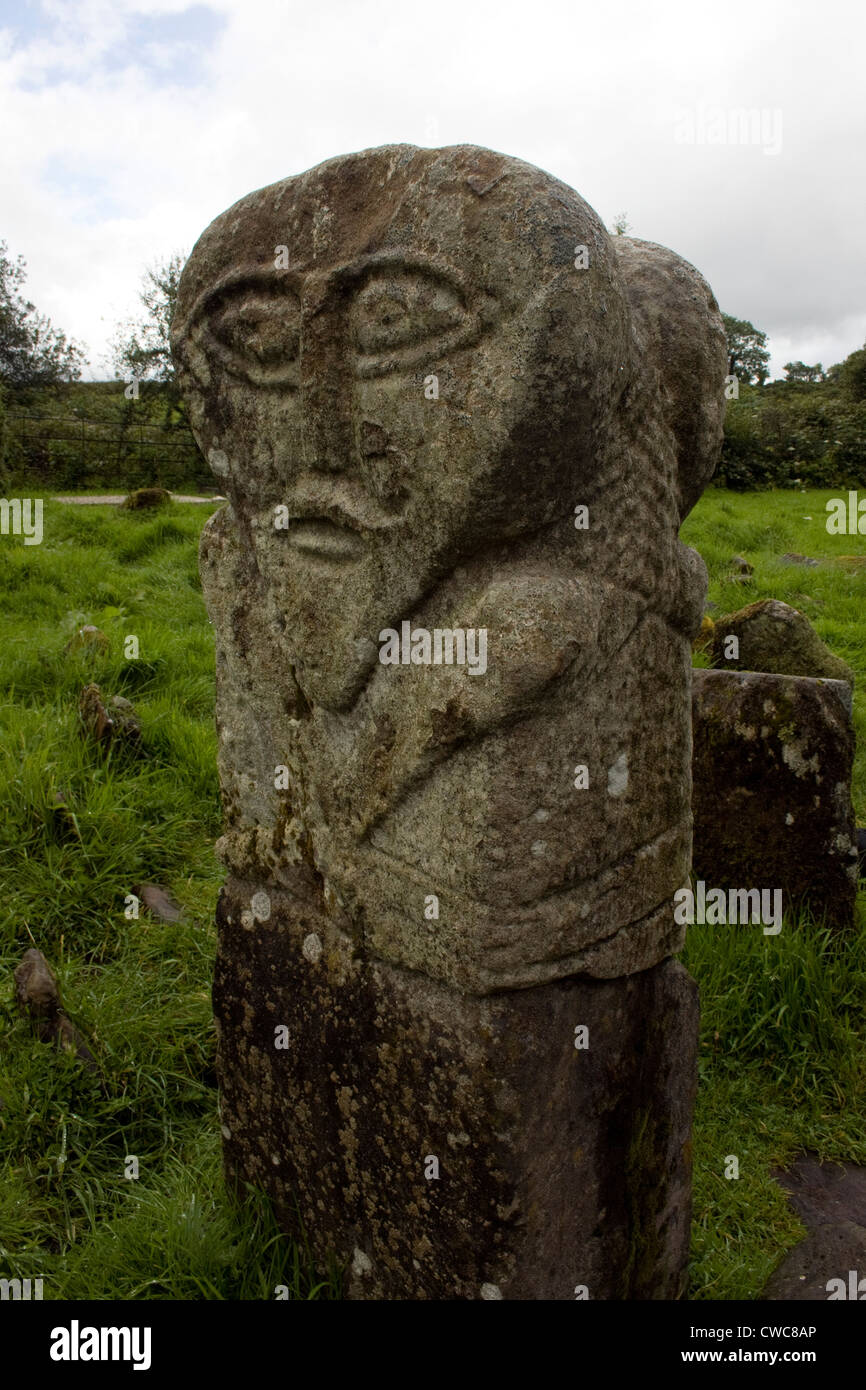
[692,670,858,928]
[711,598,855,686]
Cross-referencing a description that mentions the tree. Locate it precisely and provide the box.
[0,240,86,388]
[722,314,770,386]
[111,253,186,394]
[838,345,866,402]
[783,361,825,383]
[610,212,632,236]
[0,379,7,475]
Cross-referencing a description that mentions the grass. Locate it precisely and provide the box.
[0,485,863,1301]
[681,487,866,1298]
[0,498,341,1300]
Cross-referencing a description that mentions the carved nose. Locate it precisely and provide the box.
[298,283,357,474]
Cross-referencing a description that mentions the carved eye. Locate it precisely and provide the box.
[207,285,301,386]
[351,270,466,360]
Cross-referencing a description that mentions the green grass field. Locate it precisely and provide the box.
[0,487,864,1300]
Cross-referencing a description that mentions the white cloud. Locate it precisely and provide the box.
[1,0,864,378]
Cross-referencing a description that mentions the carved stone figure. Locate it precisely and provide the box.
[173,144,727,1299]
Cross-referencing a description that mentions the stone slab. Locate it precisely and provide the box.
[692,670,858,928]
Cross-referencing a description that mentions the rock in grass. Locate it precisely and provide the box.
[78,685,141,747]
[65,625,109,656]
[711,598,855,686]
[107,694,142,743]
[134,883,183,922]
[790,592,826,610]
[121,487,171,510]
[78,683,114,744]
[14,948,98,1072]
[14,948,61,1027]
[724,555,754,584]
[781,552,819,567]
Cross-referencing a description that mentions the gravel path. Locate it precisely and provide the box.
[54,494,224,505]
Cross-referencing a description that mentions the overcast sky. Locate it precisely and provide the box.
[1,0,863,381]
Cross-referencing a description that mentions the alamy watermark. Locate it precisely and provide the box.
[1,1276,43,1299]
[826,1269,866,1299]
[50,1321,152,1370]
[673,105,783,157]
[379,622,487,675]
[674,881,782,934]
[825,491,866,534]
[0,498,43,545]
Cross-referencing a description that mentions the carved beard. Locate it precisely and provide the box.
[246,506,465,713]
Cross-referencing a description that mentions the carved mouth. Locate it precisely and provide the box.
[290,475,405,531]
[287,518,367,562]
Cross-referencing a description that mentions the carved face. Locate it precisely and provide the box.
[172,145,630,709]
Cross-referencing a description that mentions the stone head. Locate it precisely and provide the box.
[172,144,646,707]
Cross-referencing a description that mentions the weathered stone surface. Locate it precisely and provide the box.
[761,1223,866,1300]
[761,1155,866,1301]
[134,883,184,923]
[215,879,699,1300]
[78,683,114,745]
[773,1153,866,1230]
[14,948,97,1071]
[692,670,858,927]
[711,598,855,687]
[78,685,141,748]
[173,144,727,1298]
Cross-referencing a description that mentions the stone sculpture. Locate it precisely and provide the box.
[172,144,727,1299]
